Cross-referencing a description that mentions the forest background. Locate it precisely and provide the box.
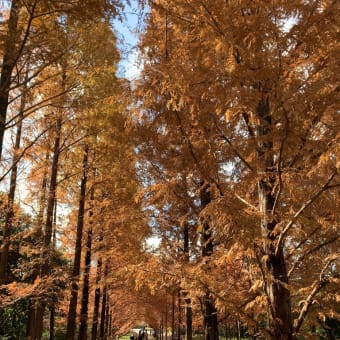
[0,0,339,340]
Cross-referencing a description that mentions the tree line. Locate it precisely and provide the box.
[0,0,339,339]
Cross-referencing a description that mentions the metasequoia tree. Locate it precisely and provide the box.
[0,0,115,285]
[1,1,153,339]
[65,144,89,340]
[28,65,66,340]
[0,1,127,337]
[134,0,339,339]
[0,61,30,284]
[0,0,122,159]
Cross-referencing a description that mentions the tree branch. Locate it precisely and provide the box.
[275,171,337,256]
[293,256,338,334]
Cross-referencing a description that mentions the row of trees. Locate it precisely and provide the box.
[0,0,154,338]
[0,0,339,339]
[130,0,339,339]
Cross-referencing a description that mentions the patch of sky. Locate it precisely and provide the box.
[281,15,298,33]
[145,235,161,251]
[113,0,148,80]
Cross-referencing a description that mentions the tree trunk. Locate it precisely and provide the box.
[0,73,24,284]
[183,223,192,340]
[91,258,102,340]
[66,144,89,340]
[177,290,181,340]
[200,183,219,340]
[0,0,20,159]
[78,189,94,340]
[165,302,168,340]
[236,320,240,340]
[50,304,55,340]
[202,293,219,340]
[104,296,110,339]
[50,199,58,340]
[26,152,49,340]
[185,301,193,340]
[256,97,292,340]
[99,264,108,340]
[33,113,62,340]
[26,300,37,340]
[171,292,175,340]
[108,313,113,340]
[99,285,107,340]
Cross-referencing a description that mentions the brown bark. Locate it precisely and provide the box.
[177,290,181,340]
[50,199,58,340]
[0,0,20,159]
[99,284,107,340]
[66,144,89,340]
[98,263,108,340]
[26,152,49,340]
[50,303,55,340]
[256,97,292,340]
[91,258,102,340]
[78,189,94,340]
[165,302,168,340]
[33,113,63,340]
[171,292,175,340]
[0,75,24,284]
[200,183,219,340]
[183,223,192,340]
[26,300,37,340]
[104,296,110,339]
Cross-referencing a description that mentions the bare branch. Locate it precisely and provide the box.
[234,192,258,211]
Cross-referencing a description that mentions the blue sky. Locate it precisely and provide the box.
[113,0,145,80]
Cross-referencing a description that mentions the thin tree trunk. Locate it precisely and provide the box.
[104,296,110,339]
[49,199,58,340]
[200,183,219,340]
[99,285,107,340]
[66,144,89,340]
[26,300,37,339]
[91,257,102,340]
[50,303,55,340]
[177,291,181,340]
[78,188,94,340]
[26,152,49,340]
[256,97,292,340]
[34,113,63,340]
[0,74,24,284]
[99,264,108,340]
[165,303,168,340]
[171,292,175,340]
[0,0,20,159]
[183,223,192,340]
[108,312,113,340]
[236,320,240,340]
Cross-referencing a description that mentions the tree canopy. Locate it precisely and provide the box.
[0,0,339,339]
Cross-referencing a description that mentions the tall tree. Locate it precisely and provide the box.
[66,144,89,340]
[0,61,29,284]
[0,0,21,158]
[134,0,339,338]
[78,188,95,340]
[200,183,218,340]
